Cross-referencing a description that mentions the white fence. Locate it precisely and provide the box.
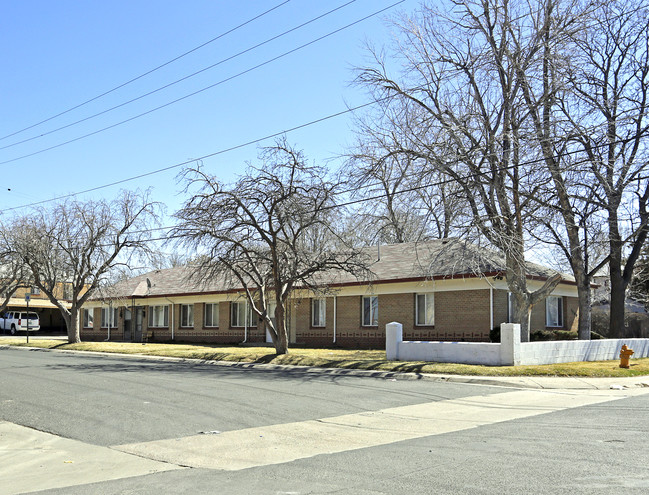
[386,322,649,366]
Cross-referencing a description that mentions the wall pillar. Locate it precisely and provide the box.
[500,323,521,365]
[386,321,403,360]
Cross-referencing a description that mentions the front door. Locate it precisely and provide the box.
[123,309,132,341]
[134,307,144,342]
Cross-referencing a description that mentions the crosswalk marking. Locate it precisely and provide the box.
[114,388,648,471]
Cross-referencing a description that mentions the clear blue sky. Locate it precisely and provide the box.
[0,0,418,220]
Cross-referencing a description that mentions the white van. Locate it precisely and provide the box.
[0,311,41,334]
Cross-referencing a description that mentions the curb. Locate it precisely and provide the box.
[3,344,649,390]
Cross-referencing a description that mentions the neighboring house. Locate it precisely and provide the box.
[1,285,70,332]
[80,240,579,348]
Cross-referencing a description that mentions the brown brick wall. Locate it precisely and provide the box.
[79,291,579,347]
[493,290,509,329]
[530,302,545,331]
[529,296,579,331]
[566,297,579,331]
[168,301,265,344]
[81,306,123,342]
[435,290,492,341]
[296,291,493,349]
[294,297,335,346]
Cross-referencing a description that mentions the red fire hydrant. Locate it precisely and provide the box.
[619,345,634,369]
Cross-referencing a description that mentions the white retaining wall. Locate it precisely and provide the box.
[385,322,649,366]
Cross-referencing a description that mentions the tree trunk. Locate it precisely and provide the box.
[574,271,592,340]
[274,302,289,355]
[506,246,562,342]
[512,293,532,342]
[609,270,627,338]
[66,306,81,344]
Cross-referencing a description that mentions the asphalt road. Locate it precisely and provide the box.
[1,346,648,494]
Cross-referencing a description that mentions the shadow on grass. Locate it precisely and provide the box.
[253,354,281,364]
[260,357,433,375]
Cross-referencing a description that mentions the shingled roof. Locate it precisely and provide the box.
[93,239,569,300]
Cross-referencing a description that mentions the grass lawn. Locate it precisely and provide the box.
[3,338,648,377]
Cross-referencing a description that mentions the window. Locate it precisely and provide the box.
[149,305,169,328]
[100,307,117,328]
[231,301,256,327]
[362,296,378,326]
[546,296,563,328]
[312,298,326,327]
[180,304,194,328]
[83,308,94,328]
[204,303,219,327]
[63,284,73,300]
[31,287,40,295]
[415,293,434,326]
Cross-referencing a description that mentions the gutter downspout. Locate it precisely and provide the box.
[165,297,175,341]
[333,296,337,344]
[490,287,494,331]
[242,301,248,343]
[104,303,112,341]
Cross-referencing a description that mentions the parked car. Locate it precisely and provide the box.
[0,311,40,334]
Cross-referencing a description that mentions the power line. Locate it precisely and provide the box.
[0,1,404,167]
[0,0,292,142]
[33,133,648,250]
[4,98,645,217]
[1,98,387,212]
[0,0,359,152]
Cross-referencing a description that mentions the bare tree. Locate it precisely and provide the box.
[0,248,30,329]
[344,101,466,243]
[7,190,160,343]
[629,242,649,309]
[355,0,562,340]
[173,140,370,354]
[559,0,649,337]
[504,0,649,339]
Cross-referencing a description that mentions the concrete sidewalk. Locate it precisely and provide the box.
[428,373,649,390]
[0,421,182,495]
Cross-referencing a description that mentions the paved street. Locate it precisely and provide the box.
[2,346,649,494]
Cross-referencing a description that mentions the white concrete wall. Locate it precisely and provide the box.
[518,338,649,365]
[387,322,649,366]
[398,341,502,365]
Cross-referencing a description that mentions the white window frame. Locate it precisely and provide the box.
[415,293,435,326]
[82,308,94,328]
[362,296,378,327]
[204,303,219,328]
[545,296,564,328]
[100,307,117,328]
[148,305,169,328]
[180,304,194,328]
[231,301,255,328]
[31,286,40,295]
[311,298,326,327]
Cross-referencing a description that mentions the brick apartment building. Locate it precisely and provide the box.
[80,240,579,348]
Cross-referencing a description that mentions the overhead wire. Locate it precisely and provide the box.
[23,131,648,250]
[0,1,404,166]
[1,0,644,225]
[0,0,292,142]
[0,0,360,152]
[1,98,386,213]
[3,96,647,216]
